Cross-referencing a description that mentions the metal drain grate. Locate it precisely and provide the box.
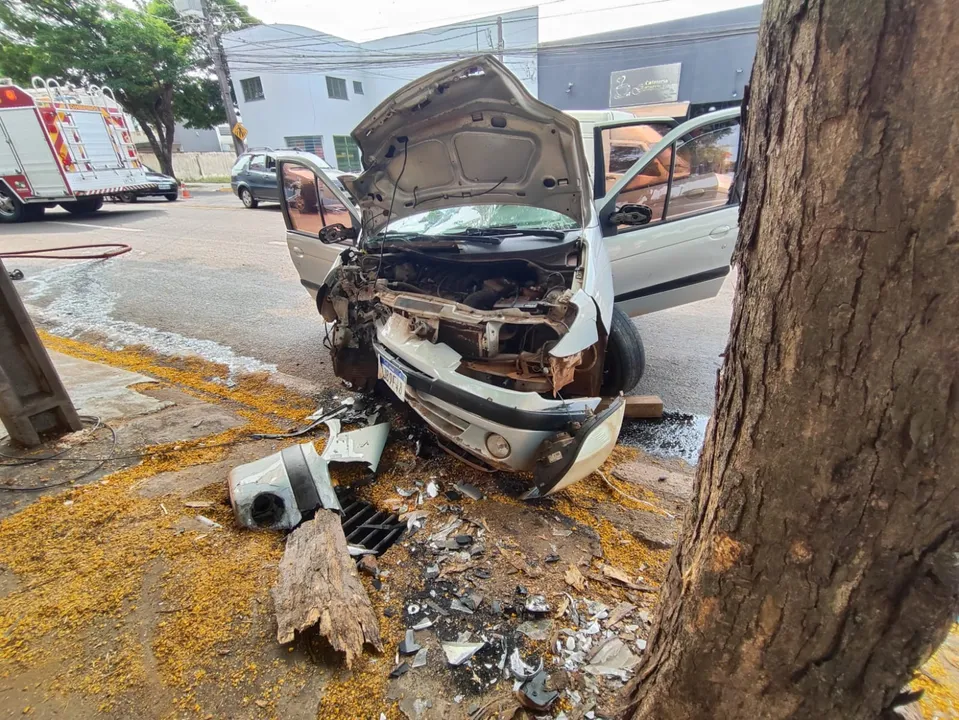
[336,487,405,556]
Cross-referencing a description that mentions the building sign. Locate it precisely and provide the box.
[609,63,682,108]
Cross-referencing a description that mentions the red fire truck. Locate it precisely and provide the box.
[0,76,156,224]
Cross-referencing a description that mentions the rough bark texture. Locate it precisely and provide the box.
[625,0,959,718]
[272,512,383,667]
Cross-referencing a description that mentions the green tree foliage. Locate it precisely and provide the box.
[0,0,257,177]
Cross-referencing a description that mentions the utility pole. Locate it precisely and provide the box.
[199,0,245,156]
[0,260,82,447]
[496,16,504,61]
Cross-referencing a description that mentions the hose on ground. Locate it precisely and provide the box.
[0,243,132,260]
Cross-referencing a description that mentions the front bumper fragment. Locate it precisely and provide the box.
[522,396,626,499]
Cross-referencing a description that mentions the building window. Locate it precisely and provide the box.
[240,77,264,102]
[353,81,364,95]
[326,76,348,100]
[333,135,361,172]
[284,135,325,158]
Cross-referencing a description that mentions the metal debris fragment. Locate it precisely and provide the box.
[453,482,484,500]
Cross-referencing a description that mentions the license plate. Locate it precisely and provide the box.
[158,184,172,190]
[378,356,407,401]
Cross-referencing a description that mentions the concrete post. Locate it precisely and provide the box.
[0,259,82,446]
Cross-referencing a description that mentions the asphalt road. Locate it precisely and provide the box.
[4,187,735,419]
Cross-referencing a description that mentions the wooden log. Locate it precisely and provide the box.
[272,512,383,666]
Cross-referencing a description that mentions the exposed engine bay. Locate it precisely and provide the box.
[319,244,605,398]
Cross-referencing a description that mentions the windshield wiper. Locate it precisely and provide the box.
[443,227,569,241]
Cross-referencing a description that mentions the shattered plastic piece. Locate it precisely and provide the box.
[517,619,552,641]
[450,598,474,614]
[425,564,440,580]
[606,602,636,627]
[348,545,378,557]
[455,534,474,547]
[321,419,389,470]
[585,638,639,680]
[412,646,428,668]
[453,482,484,500]
[411,617,433,630]
[491,600,503,615]
[196,515,222,529]
[509,648,543,680]
[390,661,410,678]
[399,630,422,655]
[442,641,485,666]
[396,487,417,497]
[425,599,449,616]
[426,481,439,497]
[473,568,491,580]
[516,670,559,711]
[545,554,560,563]
[525,595,550,614]
[461,592,483,611]
[637,638,648,652]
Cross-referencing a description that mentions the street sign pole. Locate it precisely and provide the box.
[0,260,82,446]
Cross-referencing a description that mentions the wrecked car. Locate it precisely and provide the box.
[277,56,742,497]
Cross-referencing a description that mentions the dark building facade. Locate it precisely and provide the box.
[538,5,762,118]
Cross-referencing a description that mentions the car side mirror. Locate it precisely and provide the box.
[318,223,358,245]
[609,204,653,226]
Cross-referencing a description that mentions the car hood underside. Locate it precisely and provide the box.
[345,55,591,235]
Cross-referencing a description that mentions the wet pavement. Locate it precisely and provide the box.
[618,412,711,465]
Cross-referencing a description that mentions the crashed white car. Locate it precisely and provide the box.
[278,56,741,497]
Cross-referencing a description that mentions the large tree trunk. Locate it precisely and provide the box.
[624,1,958,719]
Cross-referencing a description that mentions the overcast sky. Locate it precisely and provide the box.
[229,0,762,42]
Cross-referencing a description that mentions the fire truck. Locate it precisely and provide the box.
[0,77,156,224]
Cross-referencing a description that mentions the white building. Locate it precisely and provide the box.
[222,7,538,170]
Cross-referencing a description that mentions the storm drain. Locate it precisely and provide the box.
[336,487,405,556]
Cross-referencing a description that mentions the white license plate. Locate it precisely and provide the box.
[378,356,407,401]
[158,184,172,190]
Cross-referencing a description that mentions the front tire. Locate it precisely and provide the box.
[239,187,258,208]
[118,192,137,203]
[0,187,24,223]
[165,193,178,202]
[62,196,104,215]
[601,305,646,395]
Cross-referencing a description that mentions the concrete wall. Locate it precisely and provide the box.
[139,152,236,181]
[222,8,539,166]
[538,5,761,111]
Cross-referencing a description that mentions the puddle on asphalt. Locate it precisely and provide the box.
[618,411,710,465]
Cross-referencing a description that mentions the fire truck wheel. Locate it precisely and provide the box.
[0,187,25,223]
[62,197,105,215]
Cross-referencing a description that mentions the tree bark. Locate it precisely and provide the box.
[624,1,958,718]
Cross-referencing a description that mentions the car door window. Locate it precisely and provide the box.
[265,155,276,172]
[665,121,741,221]
[599,123,674,195]
[282,162,354,235]
[249,154,265,172]
[611,146,673,227]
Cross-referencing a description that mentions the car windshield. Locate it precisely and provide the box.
[381,204,578,237]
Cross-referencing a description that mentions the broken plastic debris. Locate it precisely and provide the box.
[407,603,421,615]
[442,641,485,666]
[397,487,416,497]
[412,647,428,668]
[453,482,484,500]
[390,661,410,678]
[426,481,439,497]
[399,629,421,655]
[516,670,559,711]
[585,638,639,679]
[450,598,474,615]
[525,595,549,614]
[411,617,433,630]
[196,515,222,529]
[516,619,552,641]
[508,648,543,680]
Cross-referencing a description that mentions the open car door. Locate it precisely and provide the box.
[592,107,742,317]
[276,152,360,298]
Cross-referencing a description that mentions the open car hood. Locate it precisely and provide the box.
[347,55,591,235]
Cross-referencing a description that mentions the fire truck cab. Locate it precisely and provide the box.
[0,77,156,223]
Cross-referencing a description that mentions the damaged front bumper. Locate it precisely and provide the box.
[375,316,624,496]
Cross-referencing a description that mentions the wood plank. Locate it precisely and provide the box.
[272,511,383,666]
[623,395,664,419]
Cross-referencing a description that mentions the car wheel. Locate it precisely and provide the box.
[0,188,25,223]
[117,192,137,203]
[240,187,258,208]
[165,193,178,202]
[600,305,646,396]
[62,197,104,215]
